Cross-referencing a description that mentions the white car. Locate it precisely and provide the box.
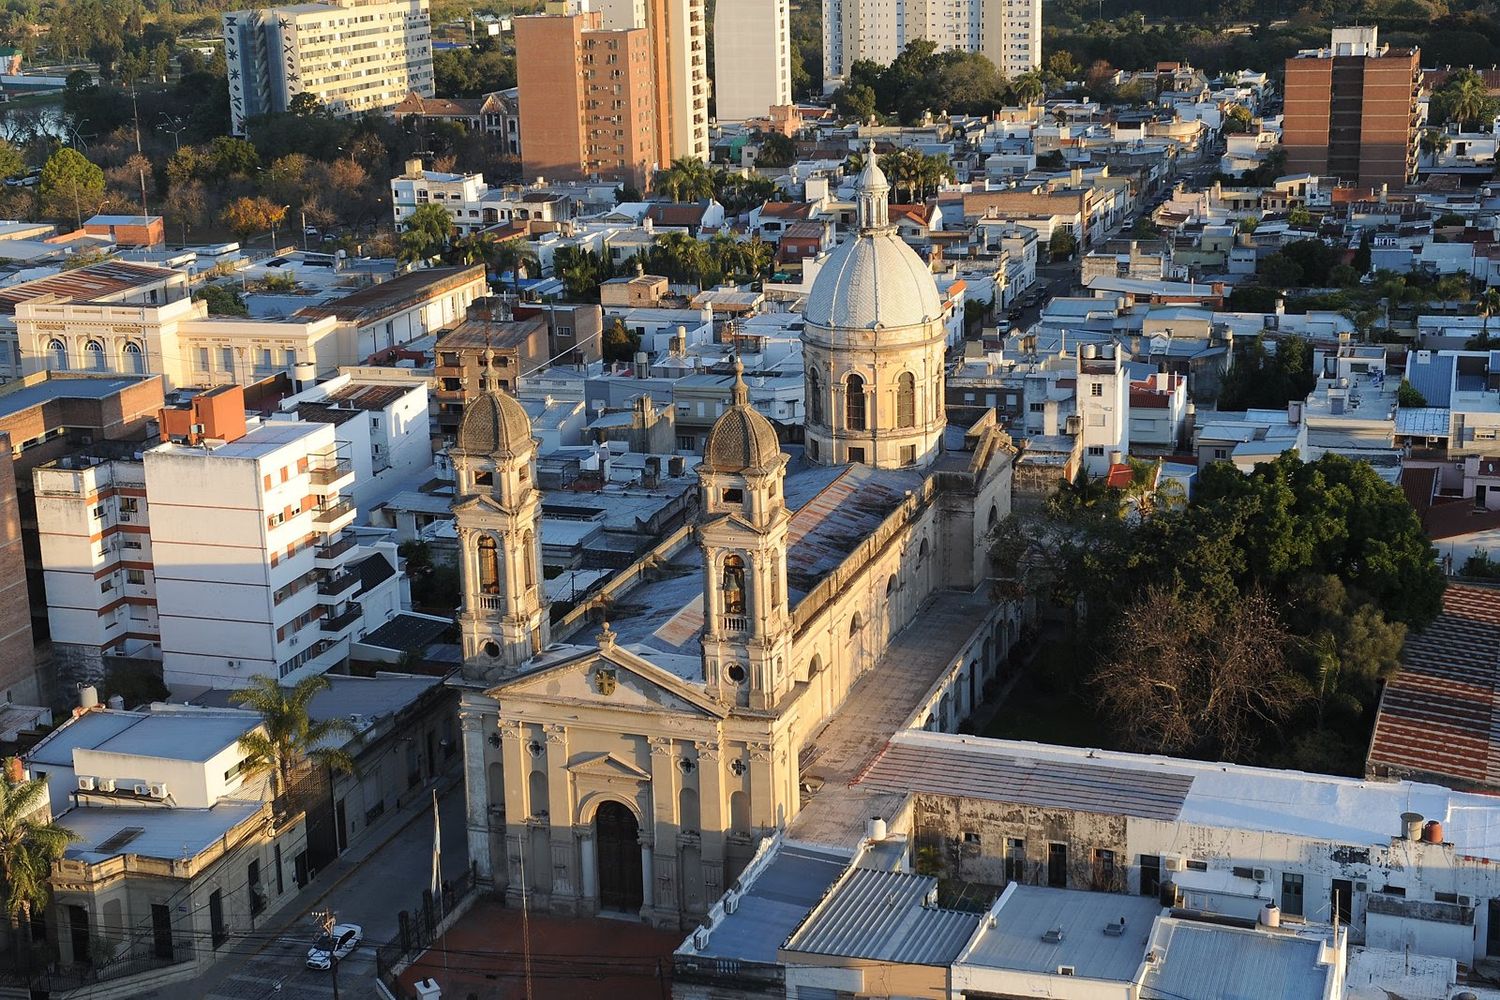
[306,923,362,970]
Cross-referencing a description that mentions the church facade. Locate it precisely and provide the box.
[452,156,1018,928]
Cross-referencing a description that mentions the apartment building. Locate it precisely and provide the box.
[35,386,366,692]
[595,0,709,163]
[514,6,659,190]
[712,0,789,122]
[222,0,434,136]
[1283,26,1420,189]
[822,0,1041,89]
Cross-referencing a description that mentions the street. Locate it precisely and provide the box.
[185,780,469,1000]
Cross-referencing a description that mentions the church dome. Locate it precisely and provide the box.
[703,358,782,472]
[457,387,533,455]
[803,230,943,332]
[803,143,942,333]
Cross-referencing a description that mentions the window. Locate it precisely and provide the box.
[119,497,137,514]
[47,339,66,369]
[1090,382,1103,397]
[259,348,273,369]
[900,444,916,466]
[807,368,823,424]
[1186,859,1208,872]
[1212,448,1229,460]
[84,340,105,371]
[1047,843,1067,887]
[845,374,866,430]
[1004,837,1025,883]
[721,488,743,504]
[197,347,210,371]
[477,535,500,595]
[1094,848,1116,885]
[1029,402,1045,413]
[221,346,234,373]
[1139,854,1161,896]
[122,342,144,374]
[847,446,866,463]
[100,579,113,593]
[126,570,145,585]
[91,505,105,520]
[1087,446,1105,456]
[522,531,536,588]
[1281,872,1304,917]
[284,348,297,367]
[896,372,916,428]
[721,555,746,615]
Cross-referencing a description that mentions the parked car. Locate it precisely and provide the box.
[303,225,320,237]
[306,923,362,970]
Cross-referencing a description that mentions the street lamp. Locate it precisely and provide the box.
[157,113,188,152]
[270,205,290,255]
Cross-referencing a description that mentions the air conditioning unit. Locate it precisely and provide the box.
[76,776,95,791]
[149,782,168,799]
[1252,867,1268,882]
[96,778,116,793]
[133,783,151,796]
[1161,854,1185,872]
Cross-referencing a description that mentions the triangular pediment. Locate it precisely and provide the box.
[488,645,725,719]
[452,494,509,515]
[568,751,651,781]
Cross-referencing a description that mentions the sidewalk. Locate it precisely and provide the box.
[186,766,465,998]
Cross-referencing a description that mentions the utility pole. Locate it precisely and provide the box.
[313,909,340,1000]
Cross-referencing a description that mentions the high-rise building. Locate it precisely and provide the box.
[822,0,1040,91]
[222,0,434,136]
[596,0,710,163]
[514,7,659,190]
[712,0,791,122]
[1283,26,1420,190]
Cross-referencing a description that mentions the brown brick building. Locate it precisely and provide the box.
[1283,26,1420,190]
[515,7,659,190]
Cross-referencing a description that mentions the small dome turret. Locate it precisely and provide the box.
[702,357,782,473]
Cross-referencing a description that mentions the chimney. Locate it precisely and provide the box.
[1400,811,1423,841]
[1043,398,1059,436]
[633,351,649,378]
[404,156,424,178]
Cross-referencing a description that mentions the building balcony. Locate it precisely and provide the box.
[719,614,749,634]
[314,531,356,569]
[312,499,356,530]
[309,458,354,487]
[316,571,360,601]
[320,601,363,635]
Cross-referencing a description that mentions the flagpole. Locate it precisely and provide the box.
[431,788,448,983]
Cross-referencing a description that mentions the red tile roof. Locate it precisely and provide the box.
[1423,497,1500,542]
[1400,466,1438,521]
[1105,463,1135,488]
[1368,582,1500,790]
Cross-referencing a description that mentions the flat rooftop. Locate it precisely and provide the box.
[155,419,325,461]
[784,867,981,966]
[294,265,483,323]
[0,374,157,419]
[0,260,176,312]
[60,800,263,864]
[29,709,253,767]
[1140,916,1337,1000]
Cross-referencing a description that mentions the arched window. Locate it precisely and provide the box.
[522,530,536,589]
[84,340,105,371]
[477,535,500,595]
[849,612,863,636]
[122,342,144,374]
[807,367,823,424]
[47,339,66,370]
[896,372,915,428]
[721,555,746,615]
[846,374,866,431]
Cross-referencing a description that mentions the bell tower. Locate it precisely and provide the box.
[451,363,549,679]
[697,360,793,710]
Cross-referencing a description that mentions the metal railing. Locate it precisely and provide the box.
[316,532,356,561]
[309,459,352,485]
[317,571,359,597]
[320,602,362,632]
[375,864,479,996]
[313,500,354,525]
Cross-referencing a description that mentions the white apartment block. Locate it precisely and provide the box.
[1076,342,1129,475]
[222,0,435,136]
[712,0,791,122]
[822,0,1041,90]
[36,393,367,693]
[390,161,493,235]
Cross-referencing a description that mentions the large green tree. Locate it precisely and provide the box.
[38,147,105,226]
[399,202,454,263]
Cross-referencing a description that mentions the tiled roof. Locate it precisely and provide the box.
[0,261,173,313]
[1368,583,1500,789]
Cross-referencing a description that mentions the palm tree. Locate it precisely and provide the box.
[0,765,75,970]
[653,157,714,202]
[1419,128,1450,166]
[230,674,356,804]
[489,237,539,301]
[1449,75,1492,131]
[1011,70,1046,107]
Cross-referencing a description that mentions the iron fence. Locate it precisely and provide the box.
[374,861,479,996]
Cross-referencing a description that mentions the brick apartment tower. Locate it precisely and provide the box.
[514,2,659,191]
[1283,26,1420,190]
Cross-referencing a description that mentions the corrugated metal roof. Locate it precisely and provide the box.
[1140,920,1334,999]
[692,842,850,964]
[784,867,981,966]
[1368,582,1500,788]
[856,740,1193,821]
[1405,353,1455,406]
[958,886,1159,982]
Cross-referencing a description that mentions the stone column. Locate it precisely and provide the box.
[697,742,726,901]
[576,825,597,910]
[748,741,774,832]
[648,737,678,926]
[639,831,655,921]
[457,699,493,886]
[499,720,529,906]
[543,724,576,910]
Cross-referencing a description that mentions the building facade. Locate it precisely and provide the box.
[1283,26,1420,190]
[222,0,434,136]
[822,0,1041,91]
[711,0,789,122]
[514,7,659,190]
[596,0,710,163]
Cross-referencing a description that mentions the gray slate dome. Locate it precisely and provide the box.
[457,387,533,455]
[702,358,782,472]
